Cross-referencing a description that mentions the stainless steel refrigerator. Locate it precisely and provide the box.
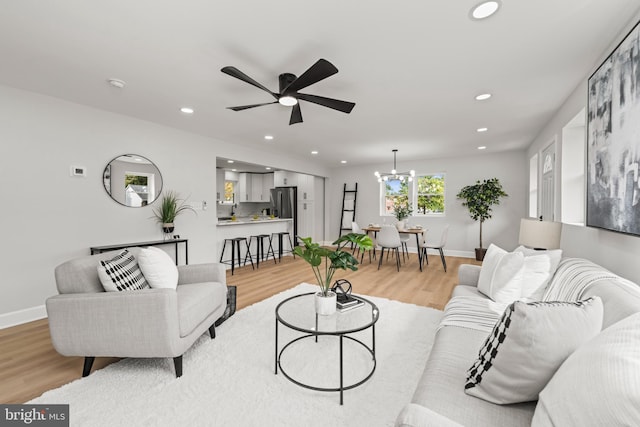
[270,186,298,243]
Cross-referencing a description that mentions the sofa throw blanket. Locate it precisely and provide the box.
[438,296,508,333]
[543,258,637,302]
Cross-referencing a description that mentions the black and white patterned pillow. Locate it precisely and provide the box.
[465,297,603,404]
[97,249,149,292]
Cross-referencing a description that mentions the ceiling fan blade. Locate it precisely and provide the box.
[284,59,339,93]
[227,101,278,111]
[296,93,355,114]
[289,103,303,125]
[221,66,278,99]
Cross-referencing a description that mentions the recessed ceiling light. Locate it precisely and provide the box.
[478,146,487,150]
[265,167,272,170]
[231,168,237,172]
[477,127,488,132]
[264,135,274,140]
[470,1,501,20]
[227,160,234,163]
[475,93,492,101]
[107,78,126,89]
[311,151,318,155]
[341,160,347,164]
[180,107,194,114]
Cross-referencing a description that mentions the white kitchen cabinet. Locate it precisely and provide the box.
[238,173,251,202]
[216,169,225,202]
[297,200,314,241]
[250,174,263,201]
[262,173,274,201]
[274,170,298,187]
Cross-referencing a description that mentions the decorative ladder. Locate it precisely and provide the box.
[339,183,358,237]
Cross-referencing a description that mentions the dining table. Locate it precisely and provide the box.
[362,225,426,269]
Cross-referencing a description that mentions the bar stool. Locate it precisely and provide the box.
[244,234,276,268]
[219,237,254,275]
[271,231,296,262]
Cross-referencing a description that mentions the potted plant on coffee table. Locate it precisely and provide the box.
[293,233,373,315]
[152,190,196,237]
[456,178,508,261]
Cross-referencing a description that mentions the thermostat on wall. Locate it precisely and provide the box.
[71,165,86,177]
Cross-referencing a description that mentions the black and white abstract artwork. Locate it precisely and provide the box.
[587,20,640,236]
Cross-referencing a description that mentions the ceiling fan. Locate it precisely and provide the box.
[221,59,356,125]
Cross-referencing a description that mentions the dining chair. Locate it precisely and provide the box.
[398,224,411,262]
[419,224,449,272]
[377,225,402,271]
[352,221,376,263]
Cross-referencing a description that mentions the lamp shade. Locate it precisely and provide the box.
[518,218,562,250]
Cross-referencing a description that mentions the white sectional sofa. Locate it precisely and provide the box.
[396,255,640,427]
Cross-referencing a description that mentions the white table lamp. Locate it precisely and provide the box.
[518,218,562,250]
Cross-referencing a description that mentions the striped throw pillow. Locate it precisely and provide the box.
[97,249,149,292]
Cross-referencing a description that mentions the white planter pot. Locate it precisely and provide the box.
[314,291,337,316]
[396,220,406,231]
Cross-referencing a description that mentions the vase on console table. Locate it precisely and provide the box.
[162,222,175,240]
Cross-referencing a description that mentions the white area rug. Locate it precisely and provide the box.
[30,284,443,427]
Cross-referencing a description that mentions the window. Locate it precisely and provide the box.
[529,154,538,218]
[382,179,410,216]
[224,181,234,202]
[380,174,446,216]
[416,174,445,214]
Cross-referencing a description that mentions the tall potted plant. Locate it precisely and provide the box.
[392,199,413,230]
[293,233,373,315]
[456,178,508,261]
[152,190,196,236]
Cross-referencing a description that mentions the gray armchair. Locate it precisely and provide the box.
[46,248,228,378]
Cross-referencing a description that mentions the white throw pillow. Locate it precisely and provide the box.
[137,247,179,289]
[532,312,640,426]
[97,249,150,292]
[477,244,525,303]
[465,297,603,404]
[514,246,562,301]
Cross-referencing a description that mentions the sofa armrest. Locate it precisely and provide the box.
[458,264,482,287]
[177,263,226,286]
[46,289,182,357]
[395,404,464,427]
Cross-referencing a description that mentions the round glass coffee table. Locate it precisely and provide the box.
[274,292,379,405]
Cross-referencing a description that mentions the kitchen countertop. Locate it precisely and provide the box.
[216,217,292,226]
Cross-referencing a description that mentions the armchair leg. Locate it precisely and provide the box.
[209,323,216,339]
[173,356,183,378]
[82,356,95,377]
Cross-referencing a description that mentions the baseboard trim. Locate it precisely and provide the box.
[0,305,47,329]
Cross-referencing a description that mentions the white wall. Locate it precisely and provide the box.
[0,85,328,326]
[527,12,640,284]
[326,150,527,256]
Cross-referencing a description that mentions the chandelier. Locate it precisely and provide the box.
[374,149,415,182]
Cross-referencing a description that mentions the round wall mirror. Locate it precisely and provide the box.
[103,154,163,207]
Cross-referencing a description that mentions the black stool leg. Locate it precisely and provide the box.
[244,239,254,269]
[219,239,227,263]
[267,235,276,264]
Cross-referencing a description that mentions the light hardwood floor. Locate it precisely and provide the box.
[0,251,480,404]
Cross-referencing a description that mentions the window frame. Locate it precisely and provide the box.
[379,172,446,217]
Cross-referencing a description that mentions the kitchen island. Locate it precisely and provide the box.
[216,217,294,268]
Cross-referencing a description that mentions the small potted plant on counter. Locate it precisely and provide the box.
[293,233,373,315]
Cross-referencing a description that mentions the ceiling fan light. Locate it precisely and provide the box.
[278,96,298,107]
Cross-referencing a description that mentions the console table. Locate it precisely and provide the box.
[90,238,189,265]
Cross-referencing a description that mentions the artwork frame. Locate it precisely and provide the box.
[587,19,640,236]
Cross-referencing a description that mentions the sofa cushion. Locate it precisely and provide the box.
[97,249,150,292]
[177,282,227,337]
[412,327,536,427]
[513,246,562,301]
[395,403,464,427]
[477,244,524,303]
[465,297,603,404]
[138,247,179,289]
[532,312,640,426]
